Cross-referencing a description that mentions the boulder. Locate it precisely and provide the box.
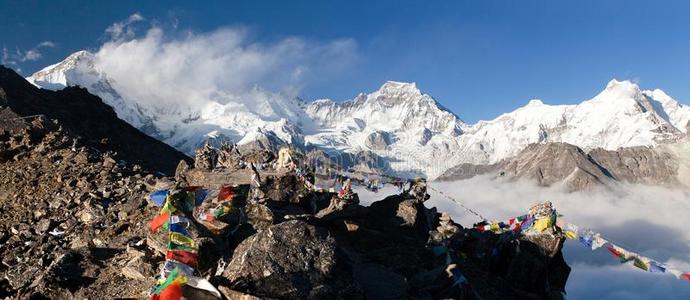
[221,220,361,299]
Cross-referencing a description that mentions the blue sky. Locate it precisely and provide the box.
[2,0,690,122]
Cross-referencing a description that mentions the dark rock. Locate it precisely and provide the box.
[194,143,218,170]
[222,220,362,299]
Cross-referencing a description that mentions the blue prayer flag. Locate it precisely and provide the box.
[169,223,190,236]
[194,189,208,206]
[649,261,666,273]
[150,190,169,207]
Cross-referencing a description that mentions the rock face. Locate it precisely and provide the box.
[439,142,682,191]
[364,130,393,150]
[589,146,678,185]
[222,220,360,299]
[497,143,614,190]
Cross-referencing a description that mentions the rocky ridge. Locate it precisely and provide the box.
[438,141,683,191]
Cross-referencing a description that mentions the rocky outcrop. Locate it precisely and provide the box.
[364,130,393,150]
[497,143,614,190]
[589,146,678,185]
[440,141,682,191]
[221,220,361,299]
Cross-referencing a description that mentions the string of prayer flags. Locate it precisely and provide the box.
[195,185,242,222]
[472,203,690,282]
[560,220,690,280]
[147,186,228,299]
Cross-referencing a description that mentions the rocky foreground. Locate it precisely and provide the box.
[0,65,570,300]
[0,111,570,299]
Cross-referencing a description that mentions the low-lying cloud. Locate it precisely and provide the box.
[358,177,690,299]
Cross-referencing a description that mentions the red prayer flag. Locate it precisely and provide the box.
[607,246,623,258]
[167,250,199,268]
[149,212,170,232]
[158,282,183,300]
[682,273,690,280]
[218,186,234,201]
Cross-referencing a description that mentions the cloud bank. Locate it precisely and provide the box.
[424,177,690,299]
[357,177,690,299]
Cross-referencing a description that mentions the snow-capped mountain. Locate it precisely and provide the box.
[27,51,690,179]
[27,51,311,153]
[305,81,467,177]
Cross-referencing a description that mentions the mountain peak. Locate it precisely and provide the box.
[588,79,644,104]
[526,99,544,106]
[65,50,93,61]
[604,79,640,93]
[377,81,421,97]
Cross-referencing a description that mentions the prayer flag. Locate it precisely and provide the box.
[150,190,169,207]
[149,212,170,232]
[564,230,577,240]
[169,215,189,225]
[169,232,196,249]
[607,246,623,258]
[153,267,187,295]
[194,189,207,206]
[160,260,195,278]
[649,261,666,273]
[591,235,607,250]
[633,257,649,271]
[218,186,234,201]
[167,250,199,268]
[168,223,190,236]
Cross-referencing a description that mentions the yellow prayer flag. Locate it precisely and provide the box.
[169,232,196,249]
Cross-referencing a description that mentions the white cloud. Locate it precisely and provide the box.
[3,40,58,63]
[38,41,56,48]
[22,49,41,61]
[416,177,690,299]
[1,46,14,65]
[105,13,146,40]
[93,22,357,111]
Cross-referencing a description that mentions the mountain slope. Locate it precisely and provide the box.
[26,51,690,179]
[2,65,190,174]
[438,140,682,190]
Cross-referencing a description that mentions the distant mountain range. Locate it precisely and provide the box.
[24,51,690,187]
